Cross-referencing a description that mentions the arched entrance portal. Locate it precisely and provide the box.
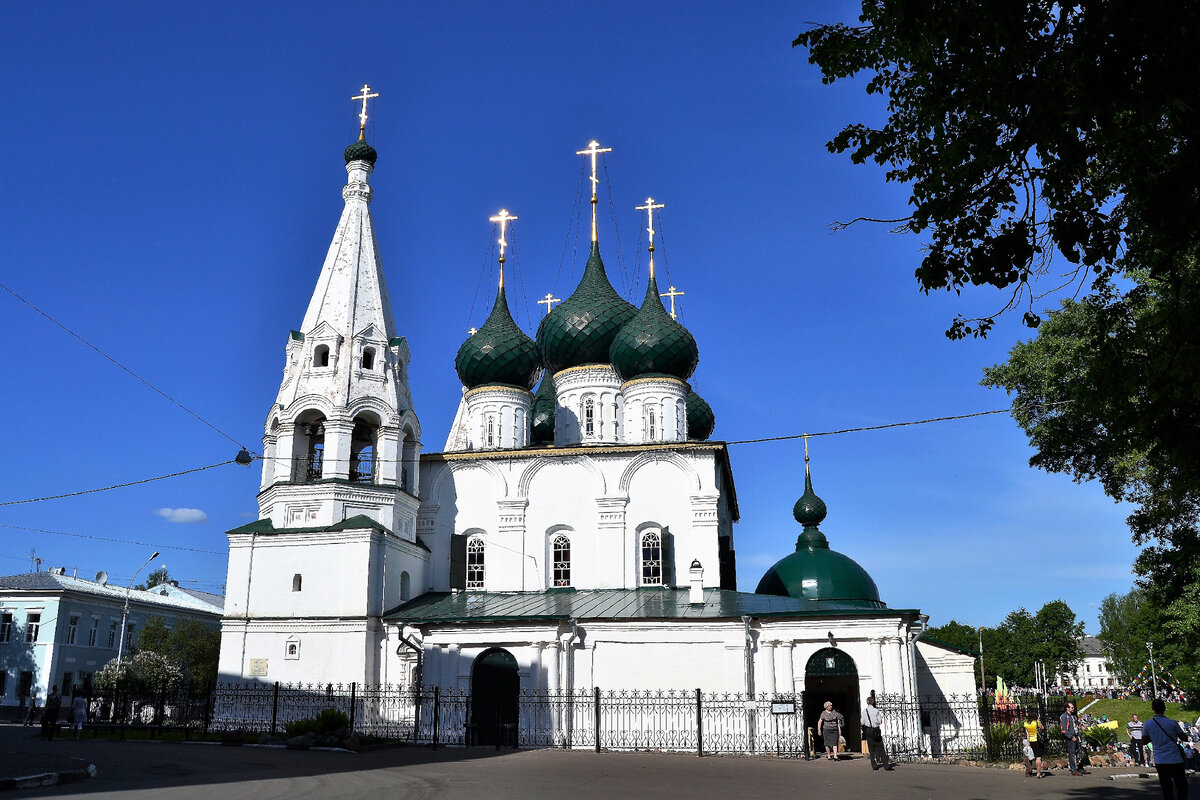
[470,648,519,746]
[804,647,861,754]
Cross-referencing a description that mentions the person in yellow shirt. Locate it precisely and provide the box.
[1023,709,1046,778]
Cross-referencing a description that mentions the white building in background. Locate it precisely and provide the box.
[1056,635,1116,691]
[217,109,976,749]
[0,571,223,709]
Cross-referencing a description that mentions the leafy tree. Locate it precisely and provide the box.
[132,616,220,685]
[924,620,979,655]
[797,1,1200,682]
[1099,588,1197,694]
[1031,600,1085,677]
[136,567,170,591]
[94,651,182,693]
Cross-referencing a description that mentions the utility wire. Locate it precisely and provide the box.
[0,523,225,555]
[0,460,239,506]
[0,281,248,450]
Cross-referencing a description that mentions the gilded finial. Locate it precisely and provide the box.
[635,197,665,279]
[352,84,379,140]
[660,285,685,320]
[468,326,478,336]
[576,140,613,243]
[489,209,517,289]
[537,292,562,316]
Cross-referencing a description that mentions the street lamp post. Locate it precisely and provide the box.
[978,627,986,695]
[117,551,159,666]
[1147,642,1158,697]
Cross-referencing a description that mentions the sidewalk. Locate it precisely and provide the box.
[0,724,96,792]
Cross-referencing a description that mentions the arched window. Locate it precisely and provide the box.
[486,414,496,448]
[350,416,377,484]
[552,534,571,587]
[647,407,657,441]
[400,571,411,601]
[583,397,596,437]
[640,530,663,586]
[292,574,302,592]
[677,400,685,438]
[361,347,375,370]
[466,537,485,590]
[294,414,325,482]
[313,344,330,367]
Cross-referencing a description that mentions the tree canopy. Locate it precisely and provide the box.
[132,616,221,685]
[797,1,1200,683]
[1099,587,1197,693]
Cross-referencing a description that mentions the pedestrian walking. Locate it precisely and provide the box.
[70,689,87,740]
[861,695,893,771]
[1023,709,1046,778]
[1060,701,1089,775]
[22,689,38,726]
[1145,697,1189,800]
[39,685,62,741]
[819,701,843,760]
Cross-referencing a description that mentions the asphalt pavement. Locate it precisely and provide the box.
[0,722,1179,799]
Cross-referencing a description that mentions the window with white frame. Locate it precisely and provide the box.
[646,407,657,441]
[25,613,40,643]
[640,530,663,586]
[88,618,99,647]
[67,614,80,645]
[552,534,571,587]
[108,621,118,648]
[583,397,596,437]
[486,414,496,447]
[0,612,12,643]
[466,537,485,590]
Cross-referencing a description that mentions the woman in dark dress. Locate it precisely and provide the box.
[819,701,843,760]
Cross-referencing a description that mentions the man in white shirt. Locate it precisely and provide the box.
[861,695,893,771]
[1127,713,1145,766]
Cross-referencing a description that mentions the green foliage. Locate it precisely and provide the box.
[796,5,1200,693]
[966,602,1083,689]
[284,708,350,738]
[924,620,979,655]
[132,617,221,685]
[985,723,1017,755]
[1084,725,1118,749]
[136,567,170,591]
[94,651,182,692]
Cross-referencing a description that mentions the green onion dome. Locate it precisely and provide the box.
[455,286,541,390]
[536,243,637,374]
[530,373,556,443]
[754,467,884,608]
[685,390,715,440]
[609,273,699,381]
[344,138,378,166]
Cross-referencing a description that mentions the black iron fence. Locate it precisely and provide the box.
[81,682,810,755]
[875,692,1070,762]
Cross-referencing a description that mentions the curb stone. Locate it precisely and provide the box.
[0,763,95,792]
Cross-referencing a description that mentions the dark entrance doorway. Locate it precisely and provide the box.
[804,647,861,755]
[470,648,519,746]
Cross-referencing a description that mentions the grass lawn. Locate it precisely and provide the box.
[1073,696,1199,740]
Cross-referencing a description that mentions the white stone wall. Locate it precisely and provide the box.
[463,386,533,450]
[914,639,979,698]
[621,377,688,444]
[417,446,733,592]
[553,366,623,446]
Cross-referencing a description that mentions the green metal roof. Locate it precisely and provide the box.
[685,390,715,440]
[530,372,556,443]
[385,587,914,624]
[455,285,541,390]
[609,273,698,382]
[344,137,378,165]
[536,242,637,374]
[226,514,430,551]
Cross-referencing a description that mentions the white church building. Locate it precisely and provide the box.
[217,106,976,748]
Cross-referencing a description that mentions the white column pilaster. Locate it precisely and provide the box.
[762,640,777,695]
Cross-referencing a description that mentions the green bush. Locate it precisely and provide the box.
[1084,725,1118,749]
[284,708,350,738]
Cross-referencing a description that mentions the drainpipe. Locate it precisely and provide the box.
[396,625,424,688]
[742,615,756,752]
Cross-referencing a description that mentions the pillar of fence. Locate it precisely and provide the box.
[981,694,995,762]
[593,686,601,753]
[349,682,357,733]
[270,681,280,735]
[695,689,704,758]
[432,686,441,750]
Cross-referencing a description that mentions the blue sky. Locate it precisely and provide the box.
[0,2,1138,631]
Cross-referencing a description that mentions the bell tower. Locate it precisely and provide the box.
[256,90,421,540]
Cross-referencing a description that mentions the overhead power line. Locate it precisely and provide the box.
[0,460,240,507]
[0,523,225,555]
[0,280,248,450]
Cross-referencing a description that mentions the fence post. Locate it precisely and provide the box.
[981,694,995,762]
[432,686,441,750]
[203,682,213,736]
[696,688,704,758]
[349,682,357,733]
[593,686,601,753]
[271,681,280,736]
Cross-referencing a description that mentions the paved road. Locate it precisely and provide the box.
[1,725,1177,799]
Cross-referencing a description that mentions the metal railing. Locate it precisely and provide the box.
[292,452,323,482]
[349,453,375,484]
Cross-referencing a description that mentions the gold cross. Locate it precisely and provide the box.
[636,197,665,278]
[468,326,478,336]
[489,209,517,288]
[576,140,612,242]
[660,285,685,319]
[537,293,562,316]
[351,84,379,136]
